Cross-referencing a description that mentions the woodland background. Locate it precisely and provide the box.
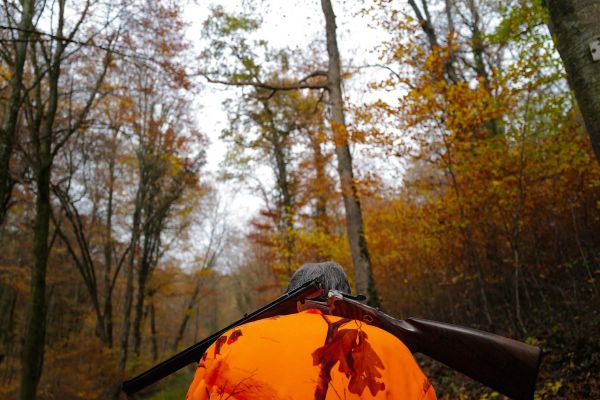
[0,0,599,399]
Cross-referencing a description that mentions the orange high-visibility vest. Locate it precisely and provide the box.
[186,309,437,400]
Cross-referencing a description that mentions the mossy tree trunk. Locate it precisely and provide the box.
[546,0,600,162]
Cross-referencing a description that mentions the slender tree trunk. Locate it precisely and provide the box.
[0,287,17,382]
[120,87,150,378]
[19,161,52,400]
[0,0,35,227]
[512,247,526,334]
[4,294,17,382]
[92,298,108,345]
[133,220,162,356]
[546,0,600,162]
[173,279,202,351]
[270,127,295,275]
[320,0,379,306]
[133,262,148,356]
[0,288,16,337]
[117,186,143,382]
[132,184,152,357]
[260,100,295,274]
[103,135,117,347]
[194,304,200,343]
[149,295,158,361]
[309,130,328,231]
[53,192,111,346]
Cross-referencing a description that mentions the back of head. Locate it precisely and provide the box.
[285,261,351,295]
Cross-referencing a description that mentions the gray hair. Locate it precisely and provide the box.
[285,261,351,295]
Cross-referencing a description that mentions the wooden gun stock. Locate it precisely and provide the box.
[328,293,542,400]
[121,281,323,395]
[399,318,540,400]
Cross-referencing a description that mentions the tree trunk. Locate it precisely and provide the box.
[103,133,117,347]
[513,247,526,335]
[173,279,202,351]
[0,288,16,341]
[117,186,142,380]
[309,130,329,232]
[19,22,64,396]
[54,190,111,346]
[0,287,17,384]
[546,0,600,162]
[19,161,52,400]
[270,127,295,275]
[0,0,35,226]
[133,217,162,356]
[194,303,200,343]
[259,100,295,275]
[320,0,379,306]
[132,261,148,357]
[149,295,158,361]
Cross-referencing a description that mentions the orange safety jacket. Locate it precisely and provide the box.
[186,309,437,400]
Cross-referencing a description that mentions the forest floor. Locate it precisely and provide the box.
[420,275,600,399]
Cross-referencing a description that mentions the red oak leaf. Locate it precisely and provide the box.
[312,320,385,398]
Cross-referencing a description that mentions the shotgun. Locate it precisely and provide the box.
[123,281,542,400]
[323,290,542,400]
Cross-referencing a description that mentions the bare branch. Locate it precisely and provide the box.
[298,70,327,83]
[202,72,328,92]
[351,63,402,82]
[51,33,116,158]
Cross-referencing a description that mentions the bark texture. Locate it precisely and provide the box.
[320,0,379,306]
[546,0,600,162]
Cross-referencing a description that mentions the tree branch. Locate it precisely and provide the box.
[202,72,328,92]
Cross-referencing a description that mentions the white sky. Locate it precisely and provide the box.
[183,0,400,231]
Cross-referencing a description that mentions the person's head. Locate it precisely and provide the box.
[285,261,351,295]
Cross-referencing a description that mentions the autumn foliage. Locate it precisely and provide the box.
[0,0,599,399]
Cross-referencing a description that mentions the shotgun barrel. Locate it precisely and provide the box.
[121,280,323,395]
